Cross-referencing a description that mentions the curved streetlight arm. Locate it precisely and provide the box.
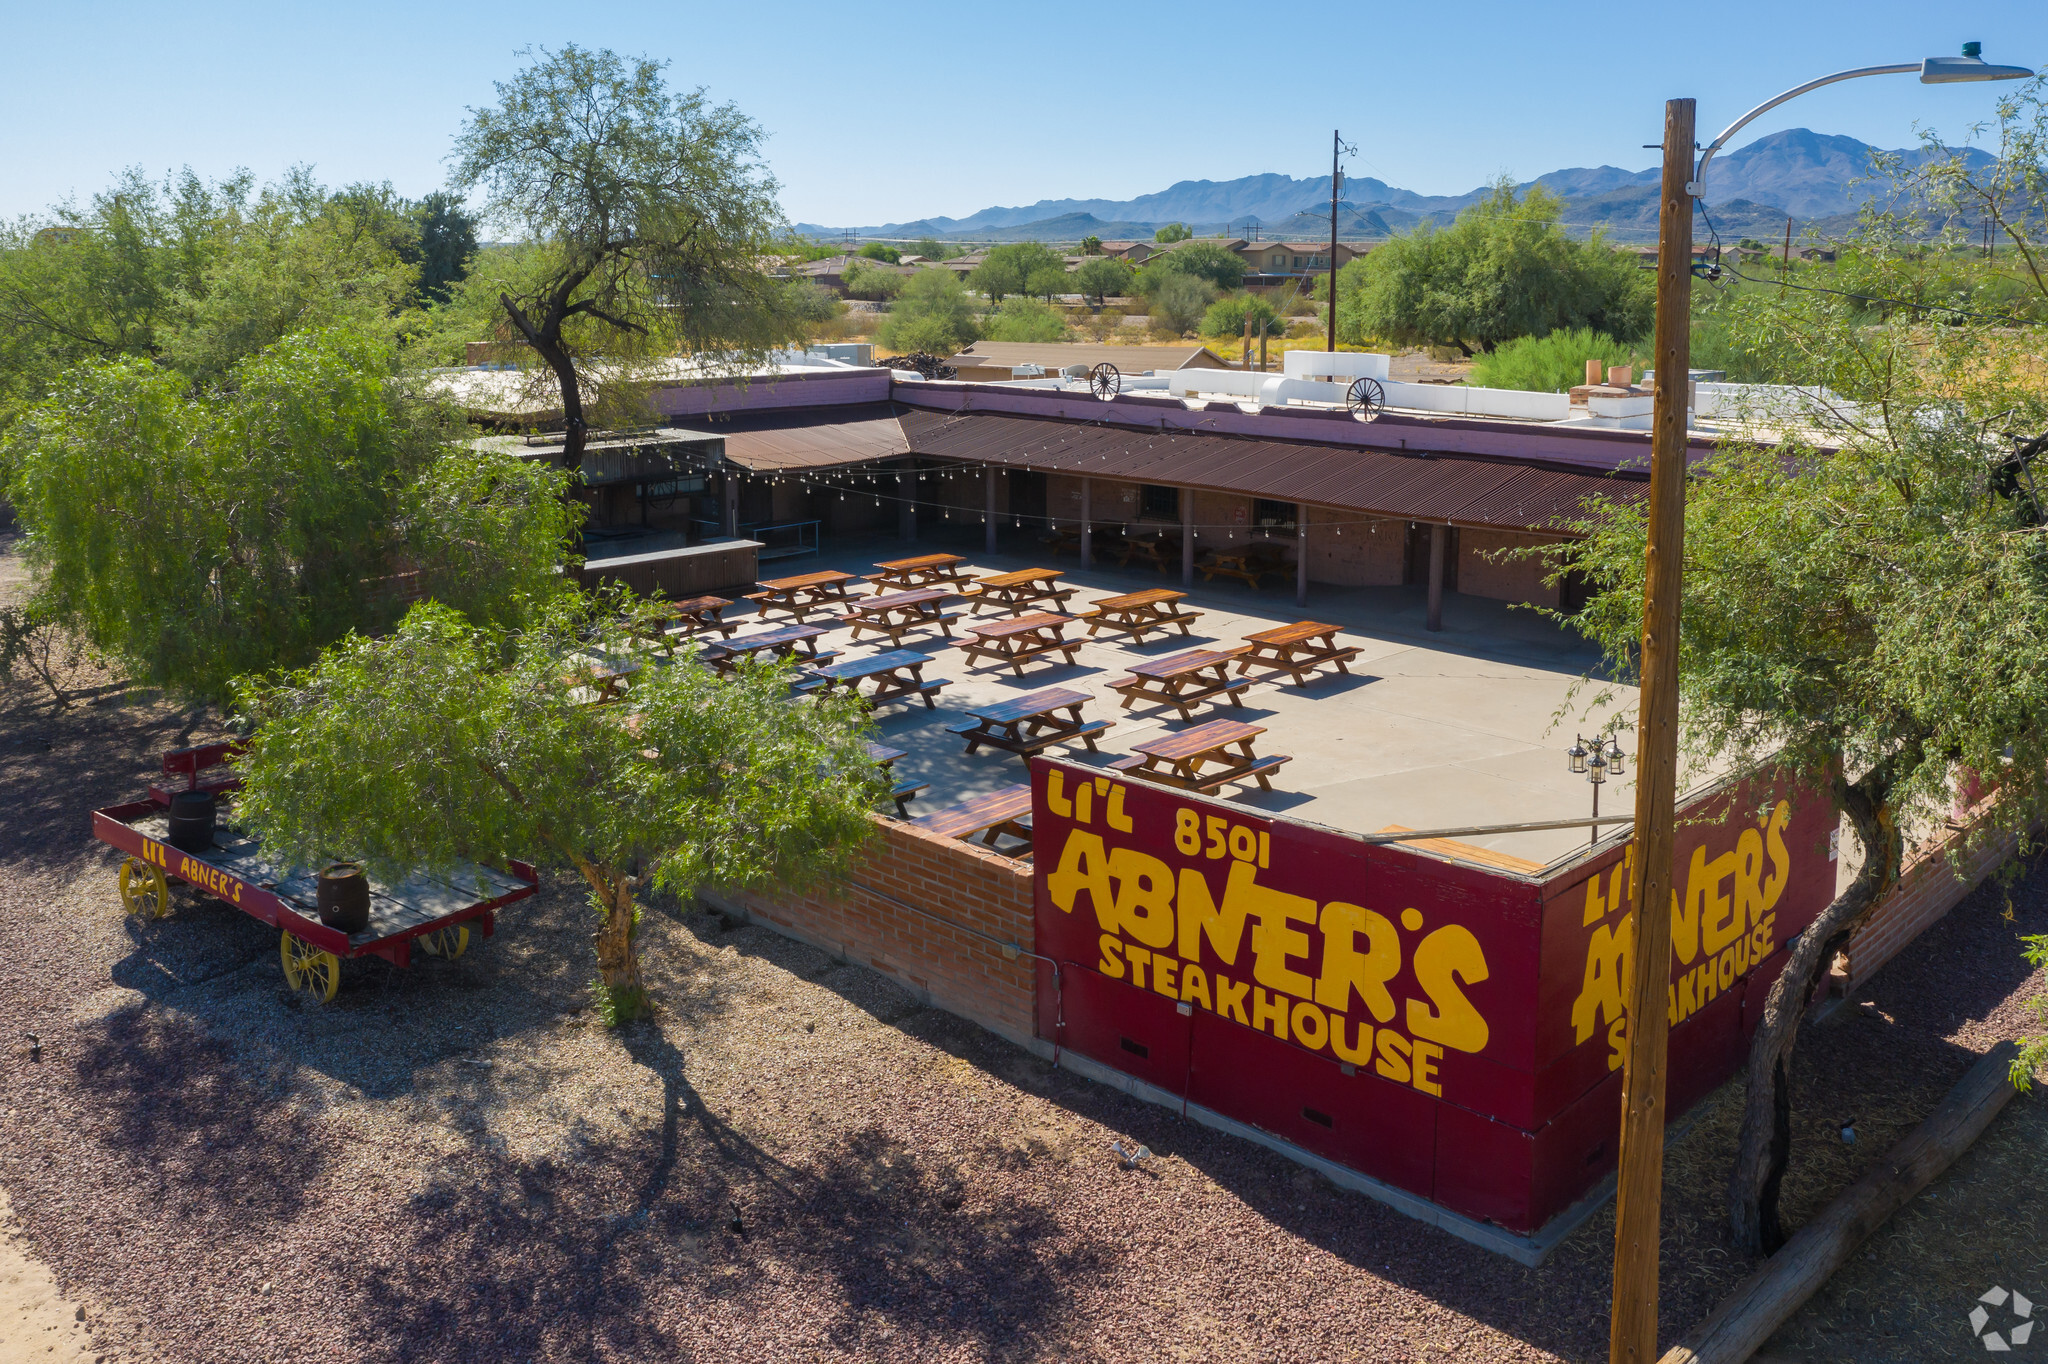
[1691,63,1920,191]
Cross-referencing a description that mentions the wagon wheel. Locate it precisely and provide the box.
[1089,363,1121,401]
[1346,377,1386,421]
[119,858,170,920]
[417,925,471,961]
[279,931,340,1004]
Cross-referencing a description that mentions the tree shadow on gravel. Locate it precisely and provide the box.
[350,1017,1094,1364]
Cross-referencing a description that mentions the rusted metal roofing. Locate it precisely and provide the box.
[896,410,1644,532]
[669,405,908,471]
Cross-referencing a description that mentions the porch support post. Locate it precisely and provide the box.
[985,466,998,554]
[722,471,739,538]
[898,464,916,541]
[1080,477,1093,568]
[1296,503,1309,608]
[1181,487,1195,588]
[1426,522,1447,632]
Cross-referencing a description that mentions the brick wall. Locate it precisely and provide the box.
[729,815,1040,1043]
[1303,510,1406,587]
[1457,529,1563,608]
[1843,813,2020,988]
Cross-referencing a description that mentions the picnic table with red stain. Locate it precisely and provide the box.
[702,624,837,673]
[1076,588,1203,644]
[1108,646,1253,722]
[962,567,1075,616]
[747,570,864,621]
[1109,718,1292,793]
[867,553,977,593]
[804,649,947,710]
[911,783,1034,855]
[840,588,961,649]
[945,686,1112,758]
[953,612,1083,676]
[1235,621,1361,688]
[636,595,737,652]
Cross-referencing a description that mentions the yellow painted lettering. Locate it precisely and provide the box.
[1570,912,1632,1045]
[1696,846,1742,957]
[1666,983,1678,1027]
[1176,863,1250,966]
[1290,1000,1330,1051]
[1314,901,1400,1023]
[1583,873,1609,926]
[1179,964,1211,1011]
[1407,924,1491,1054]
[1214,972,1251,1025]
[1105,783,1133,833]
[1098,933,1125,979]
[1331,1015,1374,1065]
[1251,986,1290,1039]
[1672,847,1708,965]
[1718,944,1738,991]
[1733,827,1766,956]
[1205,815,1228,859]
[1229,825,1257,863]
[1258,830,1270,868]
[1124,944,1151,991]
[1245,877,1318,1001]
[1046,769,1073,819]
[1108,847,1176,949]
[1151,956,1179,1000]
[1606,1014,1627,1071]
[1047,830,1115,928]
[1410,1038,1443,1097]
[1074,781,1093,824]
[1373,1029,1412,1084]
[1763,801,1792,911]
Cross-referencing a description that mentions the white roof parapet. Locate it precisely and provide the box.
[1283,350,1391,381]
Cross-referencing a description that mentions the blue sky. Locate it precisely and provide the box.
[5,2,2042,228]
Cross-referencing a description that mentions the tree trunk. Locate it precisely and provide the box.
[591,869,647,1021]
[498,292,588,474]
[1728,774,1900,1254]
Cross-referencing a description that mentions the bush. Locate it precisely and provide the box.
[1074,256,1133,305]
[856,242,901,264]
[877,268,979,355]
[1200,293,1284,340]
[982,297,1068,343]
[1148,274,1215,335]
[1466,327,1637,392]
[967,242,1067,303]
[840,259,903,301]
[1155,223,1192,243]
[1136,241,1245,293]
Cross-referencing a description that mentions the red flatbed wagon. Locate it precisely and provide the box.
[93,742,538,1002]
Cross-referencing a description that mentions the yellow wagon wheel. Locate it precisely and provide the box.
[119,858,170,919]
[417,925,471,961]
[279,931,340,1003]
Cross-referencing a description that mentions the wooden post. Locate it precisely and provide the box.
[1425,523,1446,632]
[985,466,998,554]
[1080,477,1093,568]
[898,465,916,541]
[1181,487,1195,588]
[1243,314,1253,370]
[1326,130,1342,355]
[722,472,739,538]
[1295,503,1309,607]
[1610,96,1696,1364]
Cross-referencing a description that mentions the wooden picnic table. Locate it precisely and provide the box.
[805,649,947,710]
[1110,718,1292,794]
[961,567,1076,616]
[953,612,1083,676]
[911,783,1034,856]
[863,740,926,816]
[868,553,976,594]
[1076,587,1203,644]
[631,595,736,654]
[1236,621,1362,688]
[1118,532,1181,573]
[564,652,640,705]
[745,569,864,621]
[702,624,838,673]
[1199,542,1292,590]
[839,588,962,649]
[1108,646,1253,722]
[944,686,1112,758]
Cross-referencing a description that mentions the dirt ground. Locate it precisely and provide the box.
[1,536,2043,1363]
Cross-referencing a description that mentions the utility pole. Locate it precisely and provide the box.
[1609,96,1694,1364]
[1327,129,1343,354]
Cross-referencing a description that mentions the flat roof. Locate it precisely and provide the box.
[668,405,909,471]
[945,342,1230,371]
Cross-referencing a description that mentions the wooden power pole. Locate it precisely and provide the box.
[1327,130,1342,353]
[1609,95,1695,1364]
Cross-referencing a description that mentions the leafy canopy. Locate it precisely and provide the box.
[1325,181,1651,355]
[1200,292,1283,340]
[1146,273,1215,335]
[967,242,1068,304]
[982,296,1067,343]
[855,242,901,264]
[1073,256,1132,305]
[840,258,904,301]
[1468,326,1635,391]
[877,268,979,355]
[1154,223,1192,243]
[2,327,573,700]
[1137,241,1244,293]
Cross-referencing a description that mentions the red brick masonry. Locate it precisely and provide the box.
[1843,814,2020,989]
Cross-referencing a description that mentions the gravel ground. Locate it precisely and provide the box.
[2,536,2044,1363]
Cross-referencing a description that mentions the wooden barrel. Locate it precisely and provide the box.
[166,791,216,852]
[316,862,370,933]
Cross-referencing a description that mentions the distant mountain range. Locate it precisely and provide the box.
[792,129,1993,245]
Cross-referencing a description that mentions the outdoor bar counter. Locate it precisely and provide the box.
[578,537,764,598]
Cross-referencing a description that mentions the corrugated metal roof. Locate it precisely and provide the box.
[897,410,1644,532]
[669,405,909,471]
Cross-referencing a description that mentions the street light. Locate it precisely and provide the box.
[1610,43,2034,1364]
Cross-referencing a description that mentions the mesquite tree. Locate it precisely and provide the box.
[449,46,806,468]
[1550,196,2048,1251]
[232,595,885,1023]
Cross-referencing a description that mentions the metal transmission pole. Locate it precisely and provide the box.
[1326,130,1342,354]
[1608,96,1693,1364]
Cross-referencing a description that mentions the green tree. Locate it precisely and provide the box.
[405,191,479,304]
[982,296,1067,343]
[1199,292,1282,340]
[233,595,886,1023]
[1147,273,1214,335]
[2,327,572,701]
[1546,130,2048,1251]
[911,237,951,261]
[1137,240,1246,293]
[877,267,980,355]
[966,241,1067,303]
[1326,181,1652,355]
[450,45,804,469]
[840,258,904,301]
[1079,235,1103,255]
[1467,327,1635,391]
[1154,222,1192,243]
[1074,255,1133,305]
[855,242,901,264]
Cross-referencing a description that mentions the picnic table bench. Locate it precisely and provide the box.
[147,740,246,807]
[702,624,839,674]
[839,588,962,649]
[1236,621,1361,688]
[943,686,1112,758]
[744,569,864,621]
[1199,542,1292,590]
[1109,718,1291,794]
[1075,588,1203,644]
[953,612,1083,676]
[564,652,641,705]
[868,553,977,593]
[638,594,737,652]
[1118,532,1181,573]
[1107,646,1253,722]
[864,741,927,817]
[911,783,1034,856]
[805,649,947,711]
[960,567,1076,616]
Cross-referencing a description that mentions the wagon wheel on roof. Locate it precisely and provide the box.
[417,925,471,960]
[119,858,169,919]
[1089,363,1121,401]
[280,931,340,1004]
[1346,377,1386,421]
